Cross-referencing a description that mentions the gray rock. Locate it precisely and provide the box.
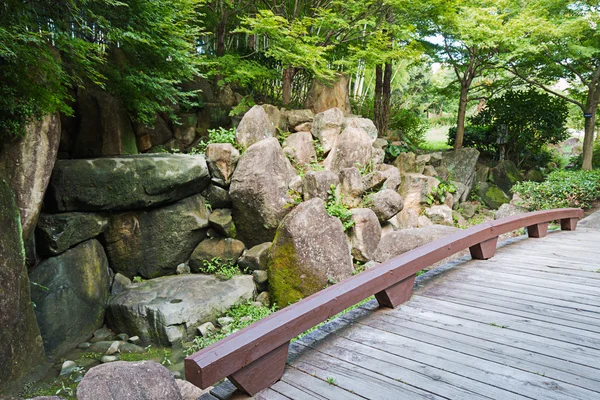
[311,108,344,153]
[209,209,236,238]
[238,242,271,271]
[0,181,45,392]
[176,378,209,400]
[217,317,234,327]
[268,198,353,308]
[128,336,141,345]
[303,170,339,202]
[349,209,381,262]
[439,148,480,201]
[293,122,312,132]
[235,105,276,148]
[189,238,246,273]
[373,225,459,263]
[90,327,114,343]
[176,263,190,275]
[372,146,385,165]
[324,127,372,173]
[285,109,314,127]
[100,355,118,363]
[378,164,402,191]
[105,341,120,355]
[29,239,111,359]
[495,203,527,220]
[108,275,254,345]
[282,132,317,166]
[362,171,386,193]
[116,333,129,342]
[490,160,524,194]
[399,173,440,211]
[366,189,404,222]
[253,270,269,292]
[59,360,77,376]
[418,215,433,227]
[475,164,490,183]
[77,361,182,400]
[133,115,172,149]
[304,75,352,114]
[394,152,425,174]
[103,194,210,279]
[476,182,510,210]
[46,154,210,212]
[36,212,108,256]
[459,202,479,219]
[256,291,270,306]
[173,113,198,147]
[424,205,454,226]
[203,184,231,209]
[205,143,240,186]
[342,117,377,142]
[78,342,91,349]
[261,104,286,131]
[197,322,217,338]
[111,273,132,296]
[338,167,364,207]
[389,208,420,230]
[0,113,61,239]
[423,165,437,177]
[230,138,297,247]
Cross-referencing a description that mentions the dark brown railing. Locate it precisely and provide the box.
[185,208,583,395]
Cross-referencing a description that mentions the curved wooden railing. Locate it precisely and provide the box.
[185,208,583,395]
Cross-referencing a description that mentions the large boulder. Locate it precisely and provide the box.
[45,154,210,212]
[29,239,111,359]
[0,113,61,239]
[173,113,198,147]
[348,208,381,262]
[261,104,287,131]
[188,237,246,273]
[205,143,240,186]
[495,203,527,220]
[0,181,45,392]
[366,189,404,223]
[235,105,276,148]
[282,132,317,166]
[394,152,425,175]
[107,275,254,345]
[133,115,173,150]
[202,183,231,209]
[373,225,459,263]
[36,212,108,256]
[103,194,210,279]
[490,160,524,194]
[311,108,344,153]
[77,361,182,400]
[303,170,339,202]
[73,87,138,158]
[284,109,314,128]
[304,74,351,114]
[476,182,510,210]
[268,198,353,308]
[229,138,297,247]
[338,167,364,207]
[424,205,453,226]
[324,127,372,173]
[439,148,480,201]
[342,117,377,143]
[399,173,440,211]
[208,208,236,238]
[378,164,402,191]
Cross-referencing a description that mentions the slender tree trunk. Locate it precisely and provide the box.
[282,66,296,106]
[582,105,597,170]
[374,64,384,134]
[216,21,226,57]
[454,83,469,150]
[380,61,392,136]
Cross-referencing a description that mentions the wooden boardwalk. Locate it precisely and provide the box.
[244,226,600,400]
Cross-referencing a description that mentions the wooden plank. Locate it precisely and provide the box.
[419,283,600,328]
[255,387,293,400]
[381,303,600,368]
[406,296,600,349]
[473,261,600,286]
[268,379,324,400]
[290,347,446,400]
[359,308,600,392]
[279,367,366,400]
[329,314,590,400]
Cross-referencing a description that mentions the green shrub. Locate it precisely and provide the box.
[571,140,600,170]
[511,170,600,210]
[190,127,239,154]
[426,180,457,206]
[389,109,429,147]
[200,257,240,279]
[326,185,355,231]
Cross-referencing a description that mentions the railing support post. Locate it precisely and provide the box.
[375,274,416,308]
[527,222,549,238]
[561,217,579,231]
[228,342,289,396]
[469,236,498,260]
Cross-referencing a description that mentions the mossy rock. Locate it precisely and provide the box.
[476,182,510,210]
[490,160,524,193]
[0,180,46,392]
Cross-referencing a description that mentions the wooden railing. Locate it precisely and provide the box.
[185,208,583,395]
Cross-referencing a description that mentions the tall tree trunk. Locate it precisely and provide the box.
[582,105,597,170]
[454,83,469,150]
[374,64,384,134]
[216,20,226,57]
[282,67,296,106]
[380,61,392,136]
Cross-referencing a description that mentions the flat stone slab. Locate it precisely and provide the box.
[107,274,255,345]
[579,210,600,230]
[45,154,210,212]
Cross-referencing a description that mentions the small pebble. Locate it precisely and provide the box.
[100,355,118,363]
[116,333,129,342]
[240,316,253,324]
[252,301,264,308]
[197,322,217,338]
[60,360,77,376]
[78,342,91,349]
[105,341,120,355]
[128,336,141,344]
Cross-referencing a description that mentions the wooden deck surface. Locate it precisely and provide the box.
[244,226,600,400]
